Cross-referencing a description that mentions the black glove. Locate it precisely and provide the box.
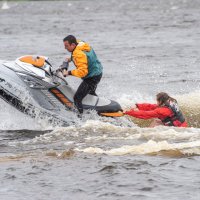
[59,61,69,72]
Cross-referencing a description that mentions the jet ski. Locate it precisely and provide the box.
[0,55,122,126]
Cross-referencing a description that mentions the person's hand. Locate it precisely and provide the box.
[123,111,127,115]
[123,106,136,113]
[123,107,137,115]
[123,110,130,115]
[62,69,69,77]
[59,61,69,70]
[65,57,71,63]
[129,104,138,111]
[122,108,131,115]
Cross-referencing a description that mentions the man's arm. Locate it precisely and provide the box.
[70,51,88,78]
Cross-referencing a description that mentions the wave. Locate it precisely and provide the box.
[7,120,200,158]
[77,140,200,157]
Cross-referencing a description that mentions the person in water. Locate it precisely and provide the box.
[62,35,103,114]
[124,92,188,127]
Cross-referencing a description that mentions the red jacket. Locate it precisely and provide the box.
[124,103,187,127]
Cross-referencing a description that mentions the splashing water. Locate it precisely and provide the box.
[117,90,200,128]
[1,1,9,10]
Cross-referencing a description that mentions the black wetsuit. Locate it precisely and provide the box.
[74,73,102,114]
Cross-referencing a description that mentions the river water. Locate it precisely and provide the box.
[0,0,200,199]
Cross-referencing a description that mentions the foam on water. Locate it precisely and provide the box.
[75,125,200,157]
[8,118,200,158]
[77,140,200,156]
[176,91,200,127]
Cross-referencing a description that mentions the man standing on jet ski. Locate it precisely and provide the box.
[62,35,103,114]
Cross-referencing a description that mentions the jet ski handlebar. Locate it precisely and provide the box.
[53,61,69,79]
[58,61,69,72]
[51,61,69,85]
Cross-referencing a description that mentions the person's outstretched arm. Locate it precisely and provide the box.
[136,103,158,111]
[124,107,172,120]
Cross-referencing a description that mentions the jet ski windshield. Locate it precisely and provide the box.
[43,59,53,76]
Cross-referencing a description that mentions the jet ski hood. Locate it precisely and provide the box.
[19,55,47,68]
[16,55,52,76]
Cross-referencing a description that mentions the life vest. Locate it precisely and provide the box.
[71,41,103,79]
[161,101,185,126]
[83,48,103,79]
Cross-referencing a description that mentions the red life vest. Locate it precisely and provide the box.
[161,101,185,127]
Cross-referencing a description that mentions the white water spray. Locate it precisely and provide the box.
[1,1,10,10]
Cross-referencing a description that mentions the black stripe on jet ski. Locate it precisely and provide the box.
[0,87,69,126]
[0,88,30,114]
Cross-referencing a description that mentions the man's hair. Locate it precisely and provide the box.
[63,35,78,45]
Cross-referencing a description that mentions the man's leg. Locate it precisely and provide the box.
[74,81,90,114]
[74,74,102,113]
[87,73,102,96]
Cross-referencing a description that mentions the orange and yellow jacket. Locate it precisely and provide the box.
[69,41,103,79]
